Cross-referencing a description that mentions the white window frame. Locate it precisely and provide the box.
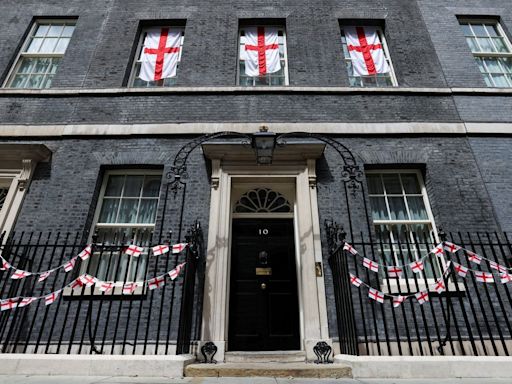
[3,19,76,89]
[74,169,163,295]
[237,25,289,86]
[459,18,512,87]
[340,26,398,87]
[365,169,449,292]
[127,26,185,88]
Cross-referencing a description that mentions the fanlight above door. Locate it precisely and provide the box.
[233,188,292,213]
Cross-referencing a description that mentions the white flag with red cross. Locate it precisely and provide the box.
[122,282,140,295]
[431,243,445,258]
[152,244,169,256]
[11,269,31,280]
[169,262,186,280]
[368,287,385,304]
[432,278,446,294]
[343,242,358,255]
[453,262,468,278]
[489,261,508,274]
[409,260,424,274]
[18,297,35,308]
[79,274,98,287]
[474,271,494,283]
[99,281,115,293]
[345,26,390,77]
[125,245,144,257]
[148,275,166,290]
[45,290,60,306]
[70,277,84,290]
[78,245,92,261]
[387,266,403,278]
[139,27,181,82]
[172,243,188,254]
[466,250,482,265]
[500,273,512,284]
[0,257,11,271]
[415,290,429,305]
[38,270,54,283]
[349,273,363,287]
[0,297,20,311]
[393,295,406,308]
[444,242,461,254]
[63,257,77,272]
[243,26,281,77]
[363,257,379,273]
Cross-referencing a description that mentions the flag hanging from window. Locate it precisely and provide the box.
[345,26,390,76]
[244,26,281,77]
[139,27,181,82]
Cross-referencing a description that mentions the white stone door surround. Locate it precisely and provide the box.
[200,142,331,361]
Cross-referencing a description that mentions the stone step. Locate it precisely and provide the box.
[185,362,352,378]
[224,350,306,363]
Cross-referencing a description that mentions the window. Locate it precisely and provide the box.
[238,26,288,86]
[129,26,185,87]
[460,20,512,87]
[0,188,7,212]
[366,170,439,279]
[4,20,75,89]
[88,170,162,283]
[340,26,396,87]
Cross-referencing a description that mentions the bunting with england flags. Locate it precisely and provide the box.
[139,27,181,82]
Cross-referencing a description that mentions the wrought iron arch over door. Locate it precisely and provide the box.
[233,188,292,214]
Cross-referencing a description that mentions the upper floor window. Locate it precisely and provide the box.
[88,170,162,283]
[460,19,512,87]
[4,20,75,89]
[238,26,288,86]
[129,26,185,87]
[340,26,397,87]
[366,170,439,279]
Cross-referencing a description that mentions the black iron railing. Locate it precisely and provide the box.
[0,222,204,355]
[329,228,512,356]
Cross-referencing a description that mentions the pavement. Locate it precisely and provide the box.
[1,377,512,384]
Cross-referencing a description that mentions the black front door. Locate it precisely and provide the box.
[228,218,300,351]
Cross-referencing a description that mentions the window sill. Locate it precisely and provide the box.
[381,279,465,295]
[62,284,146,298]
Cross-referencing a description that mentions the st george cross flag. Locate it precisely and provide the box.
[45,290,61,306]
[243,26,281,77]
[431,243,445,257]
[345,26,390,76]
[474,271,494,283]
[70,277,84,290]
[38,270,54,283]
[393,295,406,308]
[169,262,186,280]
[172,243,188,254]
[368,287,385,304]
[139,27,181,81]
[489,261,508,273]
[79,274,98,287]
[466,250,482,265]
[415,290,429,305]
[122,282,140,295]
[387,266,403,278]
[444,242,461,253]
[0,257,11,271]
[148,275,166,290]
[78,245,92,261]
[11,269,31,280]
[409,260,424,274]
[18,297,35,308]
[99,281,115,293]
[63,257,77,272]
[152,244,170,256]
[125,245,143,257]
[0,298,20,311]
[453,262,468,278]
[349,273,363,287]
[432,278,446,294]
[363,257,379,273]
[343,242,358,255]
[500,273,512,284]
